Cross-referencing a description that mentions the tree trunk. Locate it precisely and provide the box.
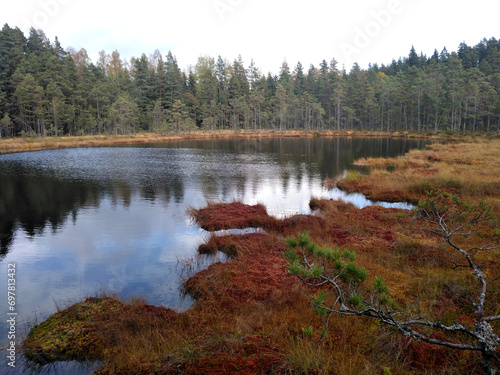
[387,103,390,133]
[380,103,384,132]
[417,88,422,132]
[482,352,497,375]
[473,94,477,133]
[434,95,440,133]
[336,93,341,131]
[461,100,466,135]
[52,97,58,137]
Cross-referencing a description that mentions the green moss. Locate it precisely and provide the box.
[24,297,123,364]
[343,170,362,182]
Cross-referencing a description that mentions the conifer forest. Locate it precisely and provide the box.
[0,24,499,138]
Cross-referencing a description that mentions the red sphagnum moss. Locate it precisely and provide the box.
[25,135,500,375]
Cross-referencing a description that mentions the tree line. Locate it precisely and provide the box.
[0,24,499,137]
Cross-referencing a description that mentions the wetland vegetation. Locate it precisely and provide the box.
[21,137,500,374]
[1,20,499,375]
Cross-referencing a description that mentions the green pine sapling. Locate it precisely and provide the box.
[285,192,499,374]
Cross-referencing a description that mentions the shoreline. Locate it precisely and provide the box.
[0,129,475,155]
[17,137,500,374]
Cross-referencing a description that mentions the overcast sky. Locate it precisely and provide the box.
[2,0,499,75]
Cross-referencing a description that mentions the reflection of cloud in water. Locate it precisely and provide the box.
[208,228,267,237]
[0,138,427,373]
[1,197,205,331]
[324,187,413,210]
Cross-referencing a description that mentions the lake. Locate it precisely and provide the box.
[0,137,427,373]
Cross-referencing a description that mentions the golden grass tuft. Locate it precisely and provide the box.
[338,139,500,210]
[23,136,500,373]
[26,194,497,373]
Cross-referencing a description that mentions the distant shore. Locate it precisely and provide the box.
[21,137,500,374]
[0,129,478,155]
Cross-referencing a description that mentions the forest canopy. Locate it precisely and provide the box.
[0,24,499,137]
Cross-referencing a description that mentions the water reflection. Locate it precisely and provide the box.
[0,137,424,256]
[0,137,427,374]
[0,166,100,254]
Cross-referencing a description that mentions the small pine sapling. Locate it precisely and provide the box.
[285,192,500,374]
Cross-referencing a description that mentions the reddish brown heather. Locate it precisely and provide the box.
[179,336,287,375]
[337,139,500,211]
[24,297,177,365]
[185,200,496,373]
[25,193,499,373]
[190,202,274,231]
[185,233,292,310]
[198,233,268,257]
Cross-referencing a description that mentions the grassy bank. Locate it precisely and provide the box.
[0,129,478,155]
[337,138,500,213]
[22,138,500,374]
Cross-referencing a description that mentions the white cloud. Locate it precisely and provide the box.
[1,0,499,74]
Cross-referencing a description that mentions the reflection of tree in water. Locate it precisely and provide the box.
[0,222,14,258]
[15,178,96,237]
[163,137,426,192]
[0,138,425,256]
[136,175,184,204]
[0,165,102,255]
[0,164,185,256]
[271,137,425,181]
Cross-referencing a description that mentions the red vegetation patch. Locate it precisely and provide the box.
[336,179,373,196]
[403,335,481,374]
[327,226,364,246]
[406,244,440,267]
[309,198,356,213]
[337,175,419,203]
[309,200,405,249]
[274,214,327,236]
[192,201,330,237]
[370,189,412,202]
[24,297,177,364]
[360,205,401,227]
[188,198,489,374]
[192,202,273,231]
[180,336,287,375]
[198,233,271,257]
[185,236,293,311]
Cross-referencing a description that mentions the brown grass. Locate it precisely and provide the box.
[23,296,179,372]
[23,137,500,374]
[0,129,469,155]
[337,138,500,210]
[28,198,498,373]
[190,202,275,231]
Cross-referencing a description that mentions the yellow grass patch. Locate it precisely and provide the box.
[338,138,500,211]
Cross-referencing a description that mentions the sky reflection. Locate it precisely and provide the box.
[0,137,426,374]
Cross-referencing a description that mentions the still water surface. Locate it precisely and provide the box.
[0,137,427,373]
